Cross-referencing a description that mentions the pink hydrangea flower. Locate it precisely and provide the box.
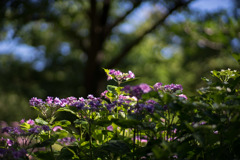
[107,125,113,131]
[27,119,35,125]
[178,94,188,100]
[52,126,63,132]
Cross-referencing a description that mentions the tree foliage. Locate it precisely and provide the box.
[0,0,239,121]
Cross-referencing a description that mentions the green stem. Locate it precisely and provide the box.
[89,122,93,160]
[133,128,136,160]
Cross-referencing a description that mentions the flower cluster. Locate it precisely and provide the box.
[153,82,183,93]
[106,69,135,82]
[137,100,158,114]
[71,95,104,111]
[2,123,50,136]
[29,96,72,108]
[0,143,27,160]
[57,137,76,145]
[164,84,183,92]
[122,83,152,99]
[30,95,105,112]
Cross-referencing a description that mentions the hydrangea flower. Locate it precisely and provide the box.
[106,69,135,82]
[29,97,43,106]
[52,126,63,132]
[27,119,35,126]
[58,137,76,145]
[42,125,50,131]
[153,82,162,91]
[6,139,14,146]
[28,126,41,134]
[178,94,187,100]
[45,96,54,104]
[100,90,108,99]
[20,119,25,124]
[139,83,152,93]
[122,83,151,99]
[164,84,183,92]
[107,125,113,131]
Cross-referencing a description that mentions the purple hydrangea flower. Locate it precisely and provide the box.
[87,94,94,100]
[127,71,135,79]
[13,127,24,135]
[78,97,85,102]
[106,69,135,82]
[88,98,102,111]
[28,126,41,134]
[72,101,85,110]
[106,103,115,112]
[58,137,76,145]
[164,84,183,92]
[12,149,27,159]
[100,90,108,99]
[153,82,162,91]
[54,97,62,106]
[60,98,69,107]
[20,119,25,124]
[139,83,152,93]
[67,96,77,105]
[6,139,14,146]
[46,96,54,104]
[29,97,43,106]
[123,84,151,99]
[1,127,11,133]
[42,125,50,131]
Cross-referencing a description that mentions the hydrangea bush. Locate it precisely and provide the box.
[1,68,240,160]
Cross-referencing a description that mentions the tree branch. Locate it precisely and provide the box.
[107,0,193,69]
[105,1,141,36]
[89,0,97,55]
[101,0,111,27]
[98,0,111,46]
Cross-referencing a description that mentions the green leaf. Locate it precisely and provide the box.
[93,119,112,127]
[31,106,41,113]
[74,119,88,127]
[100,140,130,155]
[53,120,71,127]
[20,122,31,130]
[35,117,48,125]
[57,107,78,116]
[107,85,118,94]
[58,147,79,160]
[141,91,159,100]
[112,119,142,129]
[232,53,240,64]
[34,151,55,160]
[32,135,59,148]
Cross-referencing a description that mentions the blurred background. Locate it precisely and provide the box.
[0,0,239,122]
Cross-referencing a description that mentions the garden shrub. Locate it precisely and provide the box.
[1,68,240,160]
